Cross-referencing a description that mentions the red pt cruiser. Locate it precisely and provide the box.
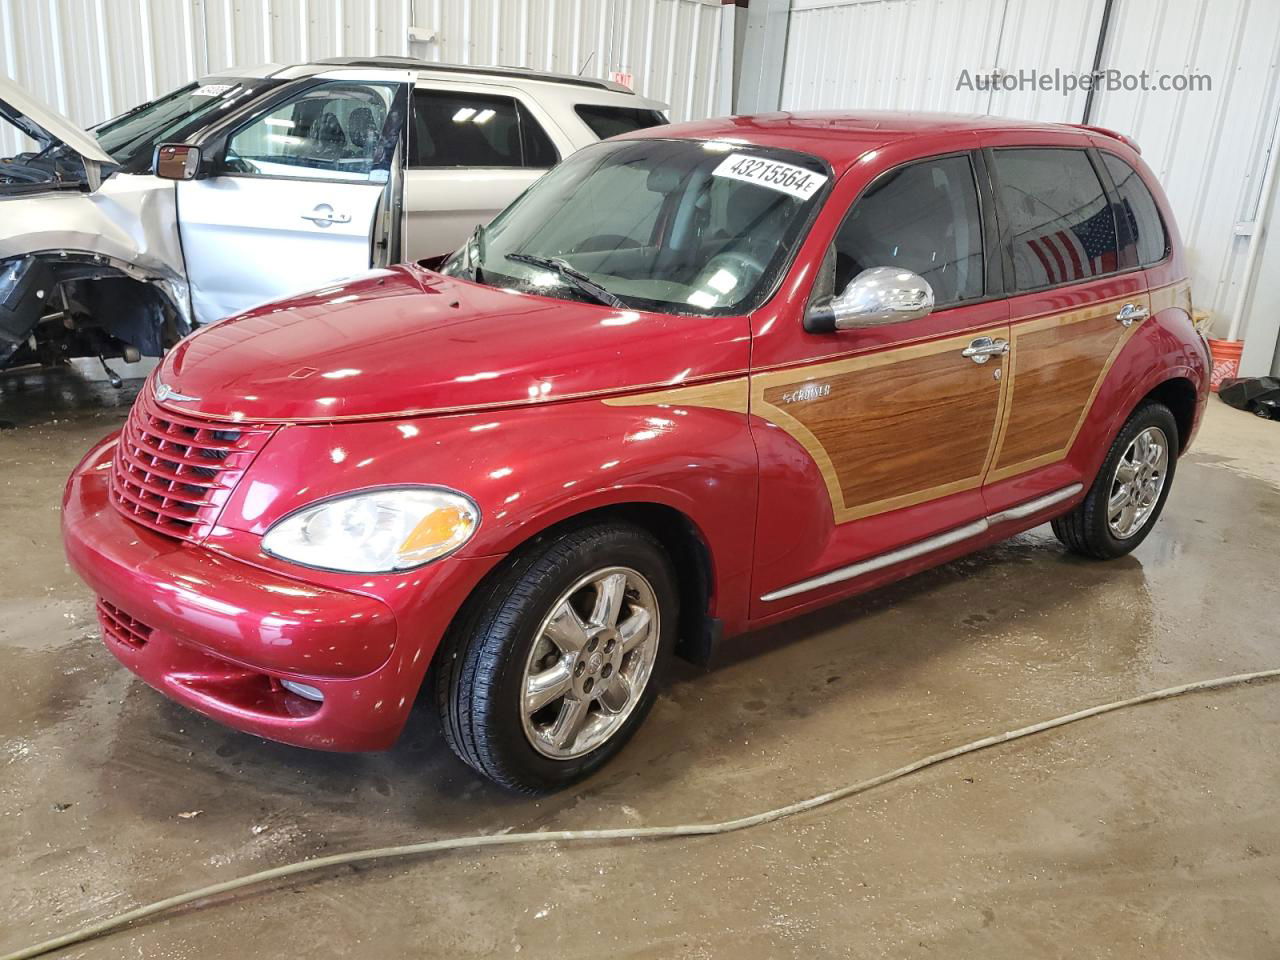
[63,114,1209,792]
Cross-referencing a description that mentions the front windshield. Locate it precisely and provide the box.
[441,138,830,315]
[93,78,276,170]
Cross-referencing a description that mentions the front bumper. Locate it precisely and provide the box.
[62,433,492,751]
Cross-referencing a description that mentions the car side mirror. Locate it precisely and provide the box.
[805,266,935,333]
[153,143,203,181]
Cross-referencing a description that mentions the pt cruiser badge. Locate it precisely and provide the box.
[782,382,832,404]
[153,380,199,403]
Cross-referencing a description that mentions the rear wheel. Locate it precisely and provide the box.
[1052,402,1178,559]
[435,522,676,793]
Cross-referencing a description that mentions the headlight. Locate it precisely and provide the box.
[262,487,479,573]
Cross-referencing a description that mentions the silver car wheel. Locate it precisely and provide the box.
[520,566,660,760]
[1108,425,1170,539]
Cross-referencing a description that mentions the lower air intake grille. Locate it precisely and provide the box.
[97,599,154,649]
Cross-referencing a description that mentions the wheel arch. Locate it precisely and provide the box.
[1105,365,1204,460]
[1,250,190,367]
[1140,375,1199,452]
[458,497,721,666]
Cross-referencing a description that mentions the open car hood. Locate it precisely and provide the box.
[0,75,115,185]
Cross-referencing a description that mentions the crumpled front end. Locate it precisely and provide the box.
[0,179,191,369]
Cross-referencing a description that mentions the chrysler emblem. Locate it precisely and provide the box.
[154,379,200,403]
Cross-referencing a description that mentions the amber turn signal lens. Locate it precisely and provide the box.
[398,504,474,561]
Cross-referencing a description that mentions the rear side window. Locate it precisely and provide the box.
[409,90,558,169]
[827,154,985,307]
[574,104,669,140]
[1102,153,1170,266]
[994,149,1120,291]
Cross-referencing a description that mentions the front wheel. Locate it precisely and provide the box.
[1052,401,1179,559]
[435,522,676,793]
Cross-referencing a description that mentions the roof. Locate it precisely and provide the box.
[308,57,633,93]
[633,111,1096,173]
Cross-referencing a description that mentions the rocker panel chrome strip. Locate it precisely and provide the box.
[985,482,1083,525]
[759,483,1084,603]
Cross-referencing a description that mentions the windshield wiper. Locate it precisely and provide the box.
[505,253,627,308]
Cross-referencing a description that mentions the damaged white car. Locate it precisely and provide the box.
[0,59,665,375]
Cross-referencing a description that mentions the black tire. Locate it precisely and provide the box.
[434,522,677,793]
[1052,401,1179,559]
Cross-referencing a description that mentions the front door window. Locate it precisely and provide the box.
[822,153,984,306]
[225,81,398,182]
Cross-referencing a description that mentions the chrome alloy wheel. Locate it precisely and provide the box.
[520,566,660,760]
[1108,425,1170,539]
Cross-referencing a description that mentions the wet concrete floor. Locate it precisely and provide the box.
[3,366,1279,958]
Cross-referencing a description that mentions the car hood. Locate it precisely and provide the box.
[0,76,115,165]
[0,76,116,190]
[157,265,750,423]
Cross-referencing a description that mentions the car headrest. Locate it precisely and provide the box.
[347,107,376,150]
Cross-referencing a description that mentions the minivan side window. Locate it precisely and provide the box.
[574,104,668,139]
[409,90,558,169]
[1102,153,1170,267]
[994,148,1120,291]
[825,154,984,307]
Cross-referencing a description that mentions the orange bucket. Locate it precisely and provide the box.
[1207,338,1243,392]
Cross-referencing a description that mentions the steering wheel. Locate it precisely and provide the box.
[221,153,260,175]
[695,249,767,295]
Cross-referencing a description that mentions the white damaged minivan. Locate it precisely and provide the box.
[0,59,665,373]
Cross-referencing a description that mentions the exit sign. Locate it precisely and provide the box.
[609,70,634,90]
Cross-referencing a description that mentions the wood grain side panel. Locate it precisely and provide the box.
[994,312,1124,469]
[601,377,749,413]
[757,336,1002,523]
[1149,280,1192,316]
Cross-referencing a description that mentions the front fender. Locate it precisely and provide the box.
[215,387,759,631]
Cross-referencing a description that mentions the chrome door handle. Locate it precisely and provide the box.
[961,336,1009,364]
[1116,303,1149,326]
[300,204,351,227]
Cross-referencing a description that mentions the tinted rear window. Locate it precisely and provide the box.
[574,104,668,140]
[409,90,558,168]
[1102,153,1170,266]
[994,148,1121,291]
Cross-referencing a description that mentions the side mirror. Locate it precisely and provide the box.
[153,143,202,181]
[805,266,935,333]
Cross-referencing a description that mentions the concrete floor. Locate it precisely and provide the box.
[3,367,1279,958]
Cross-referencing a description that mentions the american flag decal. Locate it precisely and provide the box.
[1025,205,1118,285]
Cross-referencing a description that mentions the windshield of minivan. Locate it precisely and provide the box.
[93,78,276,170]
[441,138,830,315]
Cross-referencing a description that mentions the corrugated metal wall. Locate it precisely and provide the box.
[1091,0,1280,332]
[0,0,728,157]
[779,0,1280,341]
[781,0,1107,122]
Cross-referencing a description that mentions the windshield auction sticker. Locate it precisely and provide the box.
[711,153,828,200]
